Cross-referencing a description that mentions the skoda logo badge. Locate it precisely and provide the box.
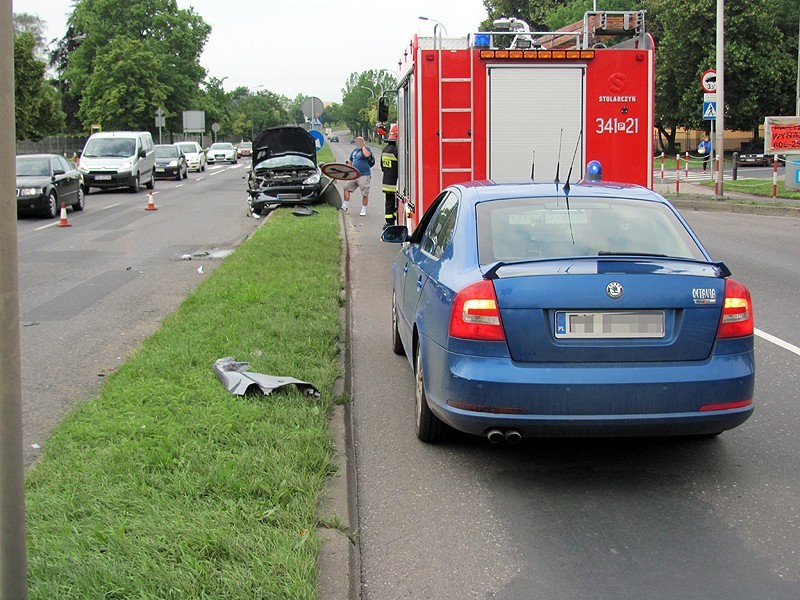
[606,281,624,299]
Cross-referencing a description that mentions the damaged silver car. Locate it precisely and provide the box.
[247,126,326,215]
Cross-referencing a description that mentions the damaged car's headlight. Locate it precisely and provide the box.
[303,172,321,185]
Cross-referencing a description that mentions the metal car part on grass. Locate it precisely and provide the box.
[212,357,320,398]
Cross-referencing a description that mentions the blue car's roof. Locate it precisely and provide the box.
[455,180,669,205]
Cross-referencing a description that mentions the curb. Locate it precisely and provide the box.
[317,208,359,600]
[668,196,800,219]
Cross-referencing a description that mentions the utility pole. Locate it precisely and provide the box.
[715,0,725,198]
[0,0,30,597]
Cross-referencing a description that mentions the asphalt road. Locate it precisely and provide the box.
[335,139,800,599]
[16,159,258,466]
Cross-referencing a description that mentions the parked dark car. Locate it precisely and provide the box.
[381,181,755,443]
[247,126,325,215]
[738,141,772,166]
[154,144,188,180]
[16,154,85,218]
[331,135,340,143]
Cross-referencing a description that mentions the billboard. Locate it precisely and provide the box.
[765,116,800,154]
[183,111,206,133]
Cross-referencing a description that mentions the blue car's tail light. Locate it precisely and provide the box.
[449,280,506,341]
[699,399,752,412]
[717,279,753,339]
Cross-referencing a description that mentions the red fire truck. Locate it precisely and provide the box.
[378,11,655,229]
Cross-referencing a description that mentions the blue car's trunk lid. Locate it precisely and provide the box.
[490,259,725,363]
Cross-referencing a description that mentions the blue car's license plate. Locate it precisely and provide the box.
[555,311,664,339]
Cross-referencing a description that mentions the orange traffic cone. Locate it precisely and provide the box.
[145,191,158,211]
[56,203,71,227]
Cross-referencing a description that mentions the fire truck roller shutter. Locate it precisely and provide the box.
[488,67,585,182]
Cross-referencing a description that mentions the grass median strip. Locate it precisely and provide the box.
[25,204,343,599]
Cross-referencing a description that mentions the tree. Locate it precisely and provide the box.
[61,0,210,132]
[340,70,397,137]
[229,88,290,140]
[14,31,64,140]
[651,0,796,151]
[14,12,48,62]
[79,36,171,130]
[481,0,561,30]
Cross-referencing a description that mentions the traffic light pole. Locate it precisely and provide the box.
[0,0,30,597]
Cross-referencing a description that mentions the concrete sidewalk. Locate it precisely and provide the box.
[653,180,800,218]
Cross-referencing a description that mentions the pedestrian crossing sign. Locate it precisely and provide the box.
[703,101,717,121]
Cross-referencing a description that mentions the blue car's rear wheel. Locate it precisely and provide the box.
[414,338,448,443]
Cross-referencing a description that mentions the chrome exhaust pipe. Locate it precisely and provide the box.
[504,429,522,444]
[486,428,505,444]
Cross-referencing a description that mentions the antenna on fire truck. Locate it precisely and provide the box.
[530,150,535,181]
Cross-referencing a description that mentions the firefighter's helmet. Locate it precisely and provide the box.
[387,123,398,141]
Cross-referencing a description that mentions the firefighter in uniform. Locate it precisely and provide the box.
[381,124,399,229]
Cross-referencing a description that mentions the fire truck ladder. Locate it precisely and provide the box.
[436,37,475,190]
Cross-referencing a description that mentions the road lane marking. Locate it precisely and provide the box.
[756,328,800,357]
[35,222,58,231]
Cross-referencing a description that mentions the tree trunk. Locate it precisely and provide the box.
[656,123,678,155]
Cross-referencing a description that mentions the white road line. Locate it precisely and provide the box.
[35,222,58,231]
[755,328,800,357]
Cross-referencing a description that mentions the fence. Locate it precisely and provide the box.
[15,135,88,158]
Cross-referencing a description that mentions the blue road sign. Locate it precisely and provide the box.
[703,101,717,121]
[309,129,325,151]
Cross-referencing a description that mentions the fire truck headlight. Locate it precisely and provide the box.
[586,160,602,181]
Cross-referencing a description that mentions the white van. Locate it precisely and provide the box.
[79,131,155,193]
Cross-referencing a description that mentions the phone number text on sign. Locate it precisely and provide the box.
[595,117,640,134]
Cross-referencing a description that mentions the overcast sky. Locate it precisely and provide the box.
[12,0,488,103]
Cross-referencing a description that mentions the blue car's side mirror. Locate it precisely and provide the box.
[381,225,409,243]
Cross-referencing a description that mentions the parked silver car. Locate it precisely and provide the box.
[175,141,207,172]
[207,142,237,164]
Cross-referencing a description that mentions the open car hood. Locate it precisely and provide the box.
[252,126,316,168]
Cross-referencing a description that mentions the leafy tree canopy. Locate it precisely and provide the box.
[62,0,210,131]
[14,31,64,140]
[340,70,397,136]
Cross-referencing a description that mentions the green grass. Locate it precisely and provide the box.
[25,206,343,599]
[317,144,335,164]
[698,178,800,200]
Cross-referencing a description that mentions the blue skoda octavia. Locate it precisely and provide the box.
[382,181,755,443]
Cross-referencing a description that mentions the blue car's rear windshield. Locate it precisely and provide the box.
[476,196,706,265]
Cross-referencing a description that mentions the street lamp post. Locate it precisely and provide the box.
[715,0,725,198]
[419,16,448,37]
[0,0,29,597]
[359,86,375,98]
